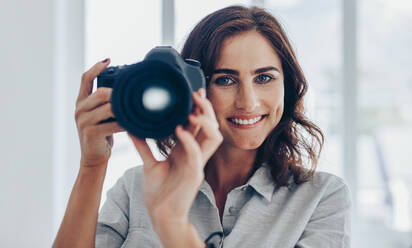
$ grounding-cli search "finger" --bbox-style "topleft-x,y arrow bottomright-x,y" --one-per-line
76,87 -> 112,113
128,134 -> 157,167
184,121 -> 200,138
193,89 -> 216,120
77,58 -> 111,103
185,108 -> 201,137
96,121 -> 125,136
77,103 -> 114,129
188,114 -> 219,141
198,88 -> 206,98
194,91 -> 202,115
184,91 -> 205,137
184,89 -> 206,136
188,115 -> 223,161
175,125 -> 202,166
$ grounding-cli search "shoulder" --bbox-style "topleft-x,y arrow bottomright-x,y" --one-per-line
290,172 -> 352,247
106,165 -> 144,198
312,171 -> 350,196
117,165 -> 144,192
295,171 -> 352,206
310,171 -> 349,189
97,166 -> 147,245
122,165 -> 144,182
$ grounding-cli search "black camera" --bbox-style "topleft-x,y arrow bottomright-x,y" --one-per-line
97,46 -> 206,139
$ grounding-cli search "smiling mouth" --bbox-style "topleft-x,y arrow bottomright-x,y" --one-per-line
227,114 -> 268,127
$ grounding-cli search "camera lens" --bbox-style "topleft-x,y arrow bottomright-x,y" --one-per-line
111,60 -> 191,139
97,47 -> 206,139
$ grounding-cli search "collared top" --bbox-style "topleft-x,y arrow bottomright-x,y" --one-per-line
96,164 -> 351,248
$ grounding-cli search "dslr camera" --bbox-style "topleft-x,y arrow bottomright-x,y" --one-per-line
97,46 -> 206,139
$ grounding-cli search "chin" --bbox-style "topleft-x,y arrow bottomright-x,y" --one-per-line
232,138 -> 264,150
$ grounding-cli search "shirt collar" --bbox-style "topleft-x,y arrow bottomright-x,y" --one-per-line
199,179 -> 217,206
199,163 -> 277,204
246,163 -> 277,202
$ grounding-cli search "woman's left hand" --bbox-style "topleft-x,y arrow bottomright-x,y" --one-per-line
128,88 -> 222,247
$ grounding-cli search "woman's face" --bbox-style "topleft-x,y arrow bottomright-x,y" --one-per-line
207,30 -> 284,150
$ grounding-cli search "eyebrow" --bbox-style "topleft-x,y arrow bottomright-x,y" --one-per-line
212,66 -> 280,76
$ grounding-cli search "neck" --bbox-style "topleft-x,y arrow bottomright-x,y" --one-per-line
205,143 -> 257,194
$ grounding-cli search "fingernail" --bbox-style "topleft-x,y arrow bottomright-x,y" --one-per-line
102,58 -> 109,63
200,88 -> 206,98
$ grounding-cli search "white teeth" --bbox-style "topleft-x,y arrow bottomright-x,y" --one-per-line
230,116 -> 263,125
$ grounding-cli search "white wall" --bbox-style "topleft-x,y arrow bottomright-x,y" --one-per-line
0,0 -> 84,246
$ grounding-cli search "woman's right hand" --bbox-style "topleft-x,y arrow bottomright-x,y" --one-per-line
75,58 -> 125,168
53,59 -> 126,248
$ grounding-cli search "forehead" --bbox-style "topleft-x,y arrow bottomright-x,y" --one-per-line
216,30 -> 282,71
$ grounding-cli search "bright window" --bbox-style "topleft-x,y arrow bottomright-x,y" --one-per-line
357,0 -> 412,245
86,0 -> 161,206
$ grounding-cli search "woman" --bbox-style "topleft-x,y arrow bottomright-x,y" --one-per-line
53,5 -> 351,248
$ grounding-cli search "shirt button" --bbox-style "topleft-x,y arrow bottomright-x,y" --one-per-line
228,206 -> 237,214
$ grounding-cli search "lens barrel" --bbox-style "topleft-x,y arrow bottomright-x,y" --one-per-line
97,47 -> 205,139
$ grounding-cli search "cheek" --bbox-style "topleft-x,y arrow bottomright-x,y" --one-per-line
268,87 -> 284,121
275,103 -> 284,121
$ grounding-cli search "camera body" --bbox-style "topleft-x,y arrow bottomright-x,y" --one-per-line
97,46 -> 206,139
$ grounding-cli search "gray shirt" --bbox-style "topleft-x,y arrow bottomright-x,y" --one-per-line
96,164 -> 351,247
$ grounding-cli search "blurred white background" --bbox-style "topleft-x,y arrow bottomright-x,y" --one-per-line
1,0 -> 411,247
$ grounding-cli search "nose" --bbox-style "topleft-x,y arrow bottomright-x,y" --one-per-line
234,81 -> 259,111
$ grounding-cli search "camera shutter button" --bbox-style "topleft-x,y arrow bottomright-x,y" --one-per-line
184,59 -> 201,67
107,67 -> 116,73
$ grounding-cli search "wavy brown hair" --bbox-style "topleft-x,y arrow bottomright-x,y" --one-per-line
156,5 -> 324,186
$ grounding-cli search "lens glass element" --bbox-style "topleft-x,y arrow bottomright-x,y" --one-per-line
142,86 -> 172,111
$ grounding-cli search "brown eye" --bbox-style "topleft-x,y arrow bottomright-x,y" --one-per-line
215,76 -> 235,86
255,74 -> 273,84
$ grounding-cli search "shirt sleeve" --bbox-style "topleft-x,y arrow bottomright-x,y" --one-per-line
95,174 -> 130,248
295,177 -> 352,248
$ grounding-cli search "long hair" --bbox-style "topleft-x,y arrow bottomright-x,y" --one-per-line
156,5 -> 324,186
